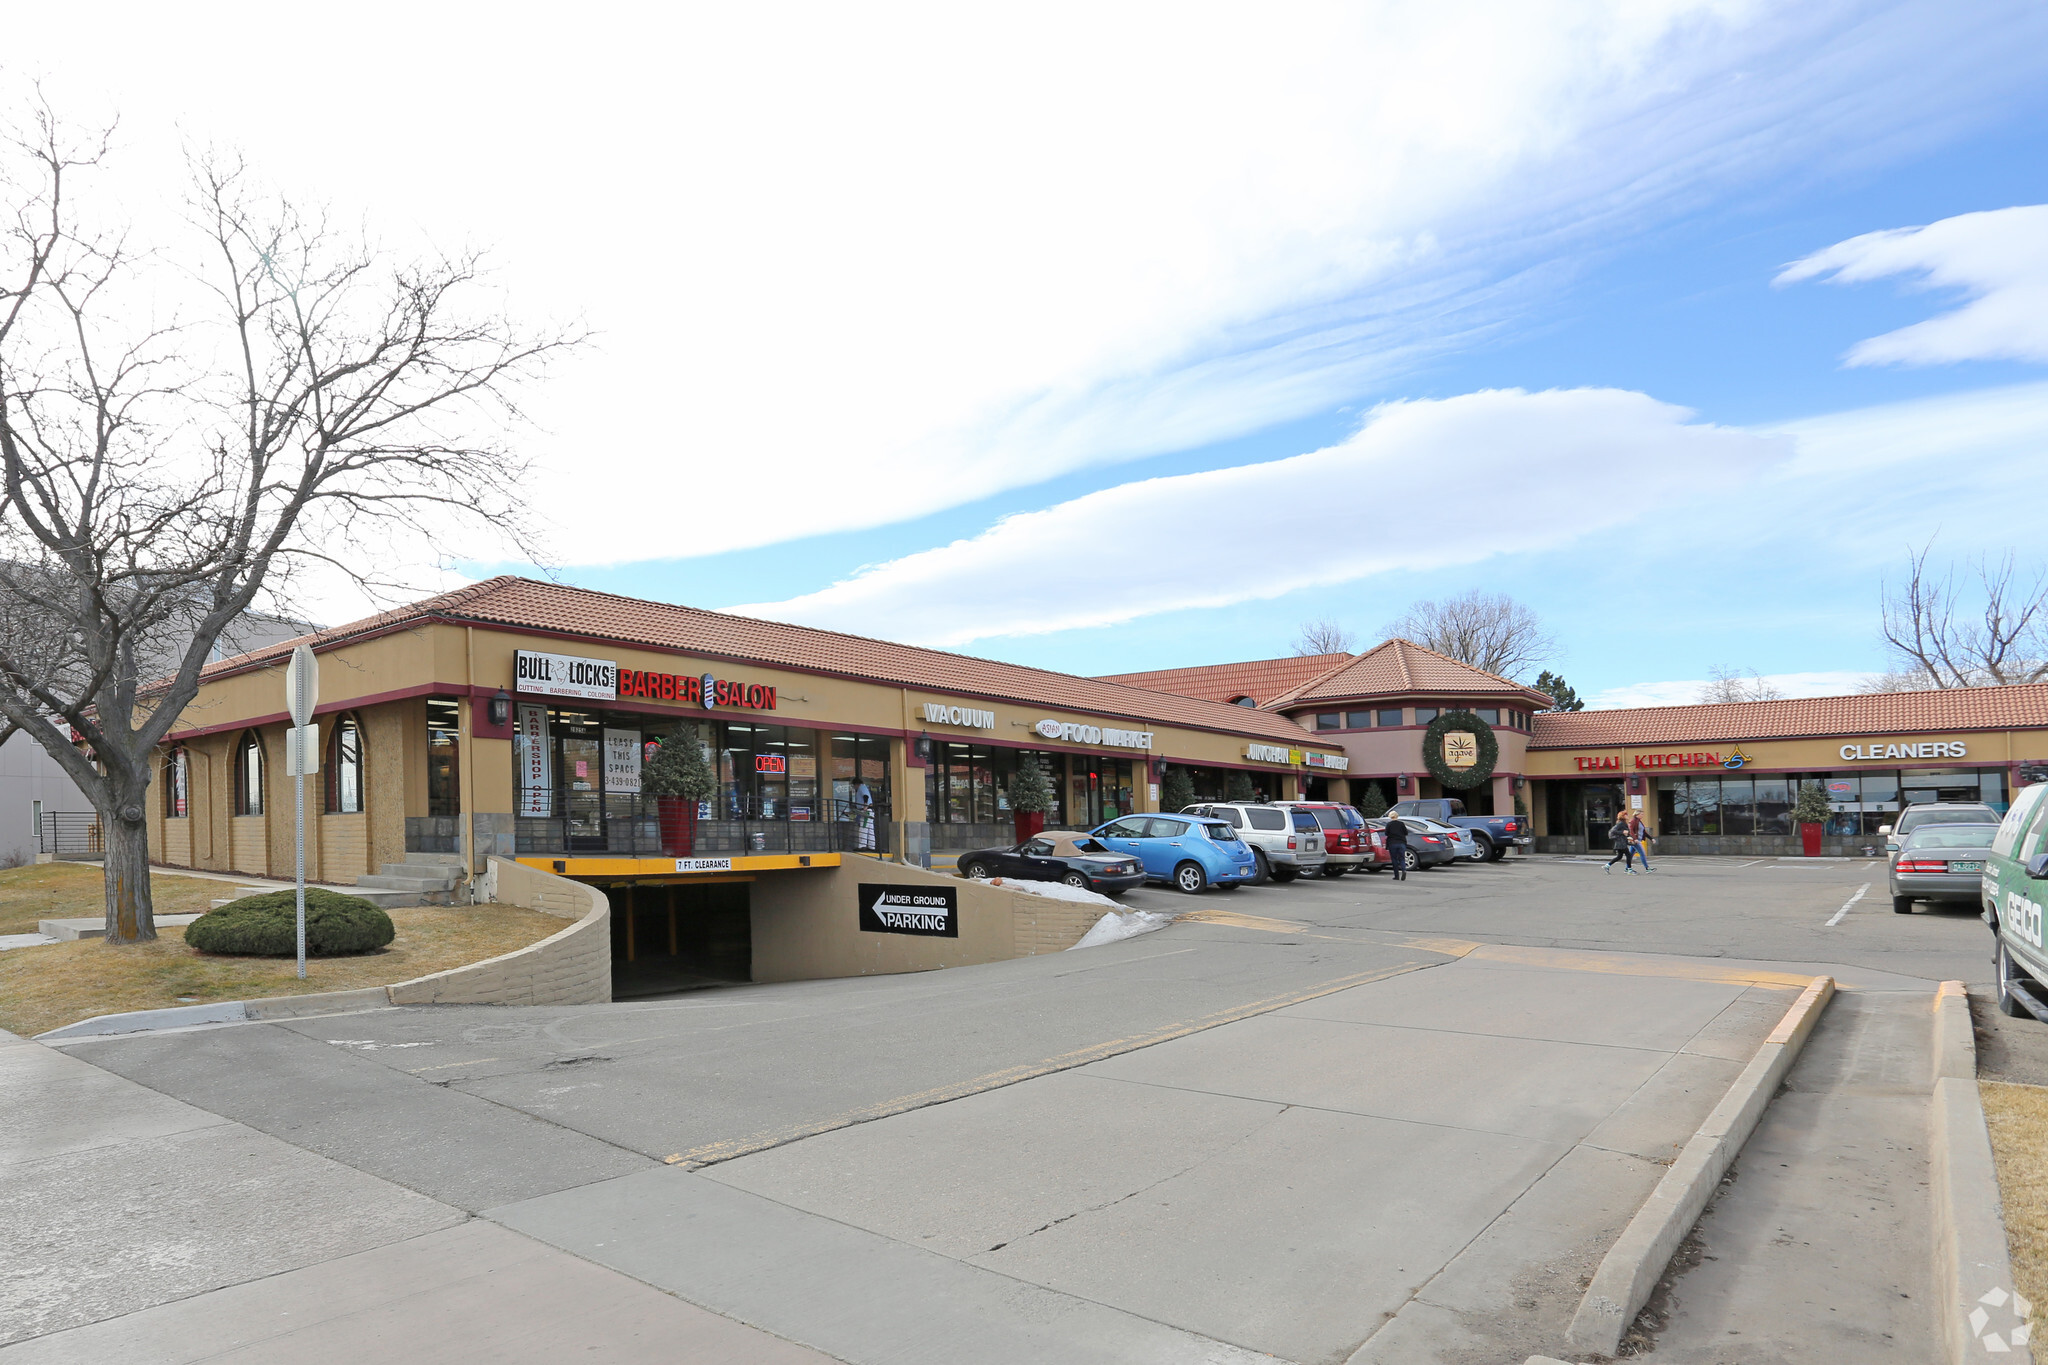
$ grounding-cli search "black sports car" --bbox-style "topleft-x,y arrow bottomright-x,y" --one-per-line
955,831 -> 1146,896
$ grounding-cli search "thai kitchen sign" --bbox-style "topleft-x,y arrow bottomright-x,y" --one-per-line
515,650 -> 617,700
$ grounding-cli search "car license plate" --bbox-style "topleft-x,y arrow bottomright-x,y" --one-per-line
1952,861 -> 1983,873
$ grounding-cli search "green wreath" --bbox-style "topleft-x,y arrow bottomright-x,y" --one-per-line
1422,711 -> 1499,789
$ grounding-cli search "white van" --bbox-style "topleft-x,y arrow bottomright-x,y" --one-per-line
1183,803 -> 1326,883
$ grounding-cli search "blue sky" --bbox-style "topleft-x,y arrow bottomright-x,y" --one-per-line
24,1 -> 2048,707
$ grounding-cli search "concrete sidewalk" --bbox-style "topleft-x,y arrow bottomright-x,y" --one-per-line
0,1027 -> 837,1363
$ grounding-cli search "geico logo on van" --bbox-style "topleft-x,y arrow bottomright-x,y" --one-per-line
2007,889 -> 2045,949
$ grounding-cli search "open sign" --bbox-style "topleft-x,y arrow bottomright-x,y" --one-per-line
755,754 -> 787,775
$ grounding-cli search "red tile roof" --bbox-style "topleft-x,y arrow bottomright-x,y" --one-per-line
1095,653 -> 1352,707
186,577 -> 1327,744
1265,639 -> 1556,710
1529,684 -> 2048,748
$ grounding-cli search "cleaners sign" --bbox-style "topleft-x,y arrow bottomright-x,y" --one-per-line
858,883 -> 959,937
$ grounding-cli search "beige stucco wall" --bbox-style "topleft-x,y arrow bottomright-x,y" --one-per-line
748,854 -> 1100,983
385,857 -> 611,1006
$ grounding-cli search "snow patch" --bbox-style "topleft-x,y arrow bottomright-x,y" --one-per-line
1069,908 -> 1176,950
979,876 -> 1120,909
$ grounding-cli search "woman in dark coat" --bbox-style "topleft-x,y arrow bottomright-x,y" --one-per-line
1605,817 -> 1635,874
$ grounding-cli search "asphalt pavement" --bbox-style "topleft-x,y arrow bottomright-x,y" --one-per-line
1,853 -> 1997,1363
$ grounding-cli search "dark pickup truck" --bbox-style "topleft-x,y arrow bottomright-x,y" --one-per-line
1388,798 -> 1531,862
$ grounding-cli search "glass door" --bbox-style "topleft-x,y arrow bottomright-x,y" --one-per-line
560,733 -> 604,850
1581,784 -> 1622,852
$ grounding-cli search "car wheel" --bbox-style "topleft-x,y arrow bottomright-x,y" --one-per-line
1174,861 -> 1208,894
1998,936 -> 2029,1018
1215,882 -> 1241,892
1400,849 -> 1418,872
1486,841 -> 1509,863
1471,835 -> 1494,861
1062,871 -> 1089,889
1252,849 -> 1272,884
1271,868 -> 1298,883
961,860 -> 992,879
1321,863 -> 1347,879
1893,894 -> 1913,915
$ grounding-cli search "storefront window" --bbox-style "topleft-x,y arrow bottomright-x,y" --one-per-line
1752,777 -> 1789,836
1476,708 -> 1500,724
427,697 -> 461,817
1378,709 -> 1403,727
235,731 -> 264,816
1316,713 -> 1341,730
1344,711 -> 1372,728
1414,708 -> 1438,723
165,747 -> 190,818
326,716 -> 364,814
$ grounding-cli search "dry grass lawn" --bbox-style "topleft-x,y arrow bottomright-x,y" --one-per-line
1983,1080 -> 2048,1323
0,861 -> 226,936
0,898 -> 570,1038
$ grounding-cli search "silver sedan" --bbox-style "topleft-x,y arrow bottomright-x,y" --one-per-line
1402,814 -> 1482,861
1890,822 -> 2000,914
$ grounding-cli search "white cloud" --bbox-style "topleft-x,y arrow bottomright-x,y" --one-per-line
1586,671 -> 1879,709
1776,205 -> 2048,366
727,388 -> 1786,645
13,0 -> 2042,600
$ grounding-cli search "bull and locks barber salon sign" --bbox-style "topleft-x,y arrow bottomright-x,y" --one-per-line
858,883 -> 958,937
514,650 -> 776,710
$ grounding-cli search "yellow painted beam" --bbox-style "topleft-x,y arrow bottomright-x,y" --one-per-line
514,852 -> 841,879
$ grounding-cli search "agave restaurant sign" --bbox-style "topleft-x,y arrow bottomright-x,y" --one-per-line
1034,718 -> 1154,750
1841,739 -> 1968,761
1442,732 -> 1480,770
924,701 -> 996,730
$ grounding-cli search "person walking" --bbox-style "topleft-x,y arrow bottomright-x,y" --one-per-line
1628,811 -> 1653,872
1605,816 -> 1635,873
1384,816 -> 1410,881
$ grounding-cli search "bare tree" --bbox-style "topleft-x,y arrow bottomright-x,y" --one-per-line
1880,541 -> 2048,687
0,100 -> 576,942
1698,667 -> 1784,704
1856,666 -> 1940,695
1383,589 -> 1555,680
1291,618 -> 1355,656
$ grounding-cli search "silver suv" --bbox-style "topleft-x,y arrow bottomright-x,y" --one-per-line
1881,801 -> 2002,859
1183,803 -> 1326,883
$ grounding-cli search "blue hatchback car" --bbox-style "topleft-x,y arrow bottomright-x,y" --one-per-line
1089,814 -> 1258,893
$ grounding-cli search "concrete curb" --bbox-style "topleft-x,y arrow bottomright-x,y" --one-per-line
36,986 -> 399,1041
1564,974 -> 1835,1356
1931,981 -> 2031,1364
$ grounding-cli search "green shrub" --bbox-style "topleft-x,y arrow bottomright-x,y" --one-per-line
184,888 -> 395,957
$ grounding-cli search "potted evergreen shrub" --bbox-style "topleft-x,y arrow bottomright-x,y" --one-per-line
1008,759 -> 1052,842
1159,764 -> 1196,816
1792,782 -> 1832,857
643,731 -> 717,855
1355,781 -> 1388,820
1225,770 -> 1258,803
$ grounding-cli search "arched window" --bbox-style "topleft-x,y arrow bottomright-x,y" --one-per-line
1230,695 -> 1256,708
234,731 -> 265,816
164,747 -> 190,818
327,716 -> 364,814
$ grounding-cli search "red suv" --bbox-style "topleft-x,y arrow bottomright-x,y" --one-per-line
1277,802 -> 1368,876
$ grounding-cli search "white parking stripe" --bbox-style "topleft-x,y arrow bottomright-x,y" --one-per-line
1736,859 -> 1769,868
1825,883 -> 1871,927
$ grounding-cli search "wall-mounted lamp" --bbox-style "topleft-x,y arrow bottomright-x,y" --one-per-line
488,690 -> 512,728
1627,775 -> 1644,794
1396,773 -> 1413,793
913,734 -> 934,763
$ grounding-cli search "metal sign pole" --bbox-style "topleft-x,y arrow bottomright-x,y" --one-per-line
286,644 -> 318,981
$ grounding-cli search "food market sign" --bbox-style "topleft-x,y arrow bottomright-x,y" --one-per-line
1034,719 -> 1153,750
515,649 -> 617,700
1840,739 -> 1968,760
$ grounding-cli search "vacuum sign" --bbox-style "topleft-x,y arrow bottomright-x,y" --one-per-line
858,883 -> 959,937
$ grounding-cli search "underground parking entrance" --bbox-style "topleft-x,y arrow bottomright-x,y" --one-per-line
604,879 -> 754,997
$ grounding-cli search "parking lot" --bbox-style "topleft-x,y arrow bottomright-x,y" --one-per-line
7,851 -> 1997,1363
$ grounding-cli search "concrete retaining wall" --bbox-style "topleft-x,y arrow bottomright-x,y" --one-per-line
749,854 -> 1101,983
383,857 -> 611,1006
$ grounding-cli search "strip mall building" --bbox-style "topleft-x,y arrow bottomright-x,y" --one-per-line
1109,641 -> 2048,856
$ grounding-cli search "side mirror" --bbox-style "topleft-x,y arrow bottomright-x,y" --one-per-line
1877,825 -> 1893,836
2028,853 -> 2048,880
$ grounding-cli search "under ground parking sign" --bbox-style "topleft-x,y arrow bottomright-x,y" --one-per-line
858,883 -> 959,937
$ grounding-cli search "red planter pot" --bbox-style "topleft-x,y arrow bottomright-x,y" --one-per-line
658,797 -> 698,856
1013,810 -> 1045,843
1800,821 -> 1824,857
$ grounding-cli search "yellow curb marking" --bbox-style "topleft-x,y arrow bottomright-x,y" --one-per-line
1177,910 -> 1310,933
